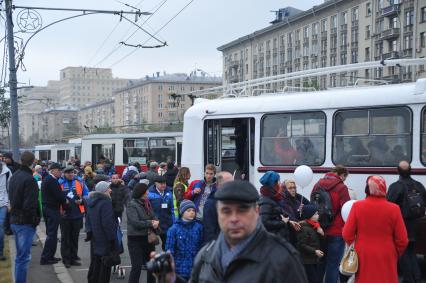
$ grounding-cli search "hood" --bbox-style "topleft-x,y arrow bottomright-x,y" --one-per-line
0,162 -> 10,175
87,191 -> 110,208
318,173 -> 342,191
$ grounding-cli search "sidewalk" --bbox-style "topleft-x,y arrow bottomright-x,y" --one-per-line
8,223 -> 74,283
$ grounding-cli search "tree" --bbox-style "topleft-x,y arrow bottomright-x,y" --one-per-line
0,89 -> 11,129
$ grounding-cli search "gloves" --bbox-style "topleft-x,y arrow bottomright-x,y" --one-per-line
84,232 -> 92,242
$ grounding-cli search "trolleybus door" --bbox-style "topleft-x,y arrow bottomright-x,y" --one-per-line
204,118 -> 254,181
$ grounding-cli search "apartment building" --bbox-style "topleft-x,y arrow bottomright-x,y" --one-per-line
218,0 -> 426,90
38,106 -> 79,144
79,99 -> 115,133
114,72 -> 222,128
59,67 -> 131,108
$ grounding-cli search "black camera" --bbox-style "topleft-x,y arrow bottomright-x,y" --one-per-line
147,252 -> 172,274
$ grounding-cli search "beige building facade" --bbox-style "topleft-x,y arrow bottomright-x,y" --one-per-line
59,67 -> 130,108
79,99 -> 115,133
38,107 -> 79,144
114,73 -> 222,129
218,0 -> 426,90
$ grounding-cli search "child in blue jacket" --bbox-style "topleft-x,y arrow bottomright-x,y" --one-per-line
165,200 -> 203,281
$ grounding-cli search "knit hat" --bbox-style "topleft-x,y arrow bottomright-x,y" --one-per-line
127,165 -> 139,173
259,171 -> 280,187
179,200 -> 196,216
301,205 -> 318,220
95,181 -> 111,193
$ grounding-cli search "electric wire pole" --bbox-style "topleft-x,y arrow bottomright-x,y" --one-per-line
5,0 -> 20,160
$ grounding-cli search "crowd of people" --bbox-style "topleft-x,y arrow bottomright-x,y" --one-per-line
0,149 -> 425,283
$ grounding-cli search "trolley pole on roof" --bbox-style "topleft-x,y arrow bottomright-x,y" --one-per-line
5,0 -> 20,160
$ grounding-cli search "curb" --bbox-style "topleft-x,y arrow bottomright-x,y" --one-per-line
36,225 -> 74,283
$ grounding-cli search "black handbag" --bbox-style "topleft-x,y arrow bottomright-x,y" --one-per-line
101,251 -> 121,267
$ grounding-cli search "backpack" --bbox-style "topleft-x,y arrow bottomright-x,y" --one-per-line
402,181 -> 425,219
310,184 -> 335,229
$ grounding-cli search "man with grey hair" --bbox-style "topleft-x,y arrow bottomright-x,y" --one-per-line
202,171 -> 234,244
146,161 -> 159,188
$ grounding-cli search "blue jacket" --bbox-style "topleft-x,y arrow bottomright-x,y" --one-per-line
59,177 -> 89,219
165,219 -> 203,280
202,191 -> 220,245
148,185 -> 175,233
85,192 -> 118,256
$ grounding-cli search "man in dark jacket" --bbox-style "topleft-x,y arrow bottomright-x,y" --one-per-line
387,160 -> 426,283
148,175 -> 174,250
190,181 -> 307,283
202,171 -> 233,245
310,165 -> 350,283
40,163 -> 68,265
86,181 -> 118,283
146,161 -> 159,188
110,174 -> 129,220
164,162 -> 177,188
8,151 -> 41,283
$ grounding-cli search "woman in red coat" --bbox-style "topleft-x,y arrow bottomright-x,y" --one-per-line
342,175 -> 408,283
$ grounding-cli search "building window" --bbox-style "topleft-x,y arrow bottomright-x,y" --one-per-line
312,22 -> 319,35
378,0 -> 383,10
366,2 -> 371,16
404,35 -> 412,49
351,7 -> 359,22
422,7 -> 426,22
340,53 -> 347,65
405,11 -> 413,26
421,32 -> 426,48
391,40 -> 398,52
391,17 -> 399,29
341,11 -> 348,25
365,25 -> 371,39
331,15 -> 337,29
351,50 -> 358,63
321,19 -> 328,32
303,26 -> 309,39
365,47 -> 370,61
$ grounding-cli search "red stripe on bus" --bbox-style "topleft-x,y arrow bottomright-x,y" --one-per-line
257,166 -> 426,175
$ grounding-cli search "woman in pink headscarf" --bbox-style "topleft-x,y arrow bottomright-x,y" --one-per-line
342,176 -> 408,283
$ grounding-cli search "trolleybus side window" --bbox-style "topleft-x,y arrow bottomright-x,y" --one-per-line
261,112 -> 326,166
57,150 -> 70,166
123,138 -> 149,165
421,107 -> 426,165
333,107 -> 412,166
149,138 -> 176,163
39,150 -> 51,161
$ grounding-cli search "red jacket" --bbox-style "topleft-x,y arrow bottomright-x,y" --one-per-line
342,197 -> 408,283
311,173 -> 350,236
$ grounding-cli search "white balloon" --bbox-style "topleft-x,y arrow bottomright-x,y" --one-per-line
293,165 -> 313,188
341,200 -> 357,222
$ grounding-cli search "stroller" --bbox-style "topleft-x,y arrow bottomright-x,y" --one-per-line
112,218 -> 126,279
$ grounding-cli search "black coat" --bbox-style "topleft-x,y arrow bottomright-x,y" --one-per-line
41,174 -> 67,211
259,196 -> 289,240
296,222 -> 322,264
164,169 -> 177,188
8,166 -> 41,226
202,192 -> 220,245
190,225 -> 308,283
85,192 -> 118,256
387,176 -> 426,241
6,161 -> 20,174
110,183 -> 129,217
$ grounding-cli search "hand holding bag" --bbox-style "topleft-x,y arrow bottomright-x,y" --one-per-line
339,243 -> 358,276
147,229 -> 160,245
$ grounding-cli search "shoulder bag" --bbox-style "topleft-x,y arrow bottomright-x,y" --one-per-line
339,243 -> 358,276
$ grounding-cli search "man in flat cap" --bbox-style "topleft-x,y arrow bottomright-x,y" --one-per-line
40,163 -> 68,265
150,180 -> 307,283
188,180 -> 307,283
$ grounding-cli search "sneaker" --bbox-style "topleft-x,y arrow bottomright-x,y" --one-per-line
73,256 -> 81,261
51,257 -> 61,262
70,261 -> 82,266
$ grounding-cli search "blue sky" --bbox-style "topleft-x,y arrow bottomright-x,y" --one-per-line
4,0 -> 323,86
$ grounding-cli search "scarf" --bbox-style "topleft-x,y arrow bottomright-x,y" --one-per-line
306,219 -> 321,230
260,185 -> 283,202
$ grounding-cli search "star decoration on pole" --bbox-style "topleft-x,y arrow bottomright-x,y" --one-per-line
17,9 -> 42,32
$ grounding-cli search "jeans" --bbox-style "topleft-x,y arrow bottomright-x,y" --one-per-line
320,236 -> 345,283
400,241 -> 422,282
11,224 -> 36,283
41,207 -> 61,262
0,206 -> 7,256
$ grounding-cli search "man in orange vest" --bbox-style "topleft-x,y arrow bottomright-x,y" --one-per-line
59,166 -> 89,268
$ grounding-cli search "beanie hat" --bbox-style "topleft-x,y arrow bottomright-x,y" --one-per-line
301,205 -> 318,220
259,171 -> 280,187
179,200 -> 196,216
95,181 -> 111,193
127,165 -> 139,173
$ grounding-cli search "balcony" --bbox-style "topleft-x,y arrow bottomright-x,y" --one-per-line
351,20 -> 359,27
303,55 -> 309,62
379,28 -> 400,40
351,41 -> 358,49
383,74 -> 400,82
340,44 -> 348,52
321,31 -> 327,39
321,50 -> 327,56
382,51 -> 399,60
340,24 -> 348,30
402,48 -> 413,57
303,38 -> 309,45
229,60 -> 239,67
404,25 -> 413,33
295,40 -> 301,47
312,34 -> 318,41
330,27 -> 337,34
330,47 -> 337,54
380,4 -> 400,17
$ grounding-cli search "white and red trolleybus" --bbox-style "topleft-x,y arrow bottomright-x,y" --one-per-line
80,132 -> 182,175
182,78 -> 426,253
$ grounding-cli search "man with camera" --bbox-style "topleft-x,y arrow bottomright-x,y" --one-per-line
59,165 -> 89,268
150,180 -> 307,283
